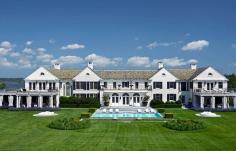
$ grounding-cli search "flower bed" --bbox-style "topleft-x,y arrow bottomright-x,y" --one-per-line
48,117 -> 90,130
163,120 -> 206,131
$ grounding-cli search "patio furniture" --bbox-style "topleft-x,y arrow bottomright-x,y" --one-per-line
102,109 -> 107,113
137,109 -> 142,113
115,109 -> 119,113
109,108 -> 113,113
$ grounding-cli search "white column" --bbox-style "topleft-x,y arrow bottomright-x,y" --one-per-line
49,96 -> 53,108
16,96 -> 20,108
27,96 -> 32,108
234,97 -> 236,109
211,96 -> 215,109
0,96 -> 3,107
38,96 -> 43,108
200,96 -> 204,109
56,95 -> 60,108
223,97 -> 227,109
8,96 -> 14,107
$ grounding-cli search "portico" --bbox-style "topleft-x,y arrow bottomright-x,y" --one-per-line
0,91 -> 59,108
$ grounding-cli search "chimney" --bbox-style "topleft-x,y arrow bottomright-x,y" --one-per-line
53,63 -> 61,70
88,61 -> 94,70
190,63 -> 197,70
158,62 -> 164,69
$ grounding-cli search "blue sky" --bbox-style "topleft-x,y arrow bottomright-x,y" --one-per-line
0,0 -> 236,77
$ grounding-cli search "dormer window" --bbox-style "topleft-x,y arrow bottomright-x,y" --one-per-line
208,73 -> 213,77
40,72 -> 45,76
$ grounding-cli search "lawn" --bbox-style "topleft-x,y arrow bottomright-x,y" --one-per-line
0,108 -> 236,151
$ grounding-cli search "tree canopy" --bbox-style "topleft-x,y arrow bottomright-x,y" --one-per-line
0,82 -> 6,89
225,74 -> 236,88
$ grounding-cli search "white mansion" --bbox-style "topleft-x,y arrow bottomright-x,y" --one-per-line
0,62 -> 236,110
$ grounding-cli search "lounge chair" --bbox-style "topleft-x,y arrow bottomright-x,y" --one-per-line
102,109 -> 107,113
145,108 -> 150,113
137,109 -> 142,113
109,108 -> 113,113
115,109 -> 119,113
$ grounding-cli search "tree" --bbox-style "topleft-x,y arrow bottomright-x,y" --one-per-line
225,74 -> 236,88
103,95 -> 110,106
0,82 -> 6,89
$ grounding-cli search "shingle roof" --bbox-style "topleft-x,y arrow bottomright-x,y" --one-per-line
48,69 -> 80,80
47,67 -> 207,81
168,68 -> 207,80
95,70 -> 157,80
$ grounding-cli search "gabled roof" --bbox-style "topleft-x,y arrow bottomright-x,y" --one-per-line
168,68 -> 207,80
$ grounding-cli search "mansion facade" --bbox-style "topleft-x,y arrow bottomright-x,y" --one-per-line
0,62 -> 236,110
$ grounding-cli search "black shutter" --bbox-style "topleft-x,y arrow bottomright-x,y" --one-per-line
167,94 -> 170,101
174,94 -> 176,101
174,82 -> 176,89
167,82 -> 169,89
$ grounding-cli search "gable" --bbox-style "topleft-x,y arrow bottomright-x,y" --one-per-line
73,67 -> 101,81
149,68 -> 178,81
193,67 -> 228,81
25,67 -> 59,81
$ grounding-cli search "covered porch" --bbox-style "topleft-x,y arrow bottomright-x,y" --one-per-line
193,91 -> 236,110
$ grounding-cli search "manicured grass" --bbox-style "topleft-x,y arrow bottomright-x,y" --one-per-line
0,108 -> 236,151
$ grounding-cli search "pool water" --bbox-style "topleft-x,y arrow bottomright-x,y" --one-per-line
91,112 -> 163,119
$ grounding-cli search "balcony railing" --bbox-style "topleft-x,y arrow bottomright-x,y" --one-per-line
101,86 -> 152,91
193,88 -> 233,94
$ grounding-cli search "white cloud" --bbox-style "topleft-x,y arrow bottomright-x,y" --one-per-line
18,58 -> 32,68
61,43 -> 85,50
182,40 -> 209,51
232,44 -> 236,48
152,57 -> 198,67
9,52 -> 21,57
37,48 -> 47,54
146,41 -> 183,49
0,57 -> 17,67
25,41 -> 33,46
49,39 -> 55,44
0,41 -> 15,56
0,47 -> 10,56
22,48 -> 34,54
136,46 -> 143,50
0,41 -> 14,49
127,56 -> 150,67
85,53 -> 122,67
52,56 -> 83,65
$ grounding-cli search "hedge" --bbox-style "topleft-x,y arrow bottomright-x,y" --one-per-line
48,117 -> 90,130
60,96 -> 100,108
164,113 -> 174,118
157,108 -> 165,113
150,99 -> 182,108
88,108 -> 96,113
163,120 -> 206,131
80,112 -> 91,118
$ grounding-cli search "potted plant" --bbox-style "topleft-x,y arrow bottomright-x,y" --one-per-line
103,95 -> 110,106
142,95 -> 150,106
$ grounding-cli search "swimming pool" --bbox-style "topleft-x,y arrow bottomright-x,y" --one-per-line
91,112 -> 163,119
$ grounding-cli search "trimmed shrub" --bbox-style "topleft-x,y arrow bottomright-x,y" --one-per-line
60,96 -> 100,108
88,108 -> 96,113
163,120 -> 206,131
164,113 -> 174,118
48,117 -> 90,130
80,112 -> 91,118
157,108 -> 165,113
150,99 -> 182,108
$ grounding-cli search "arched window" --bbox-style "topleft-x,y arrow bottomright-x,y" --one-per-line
122,93 -> 129,105
112,93 -> 119,103
133,93 -> 140,103
40,72 -> 45,75
208,73 -> 213,76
